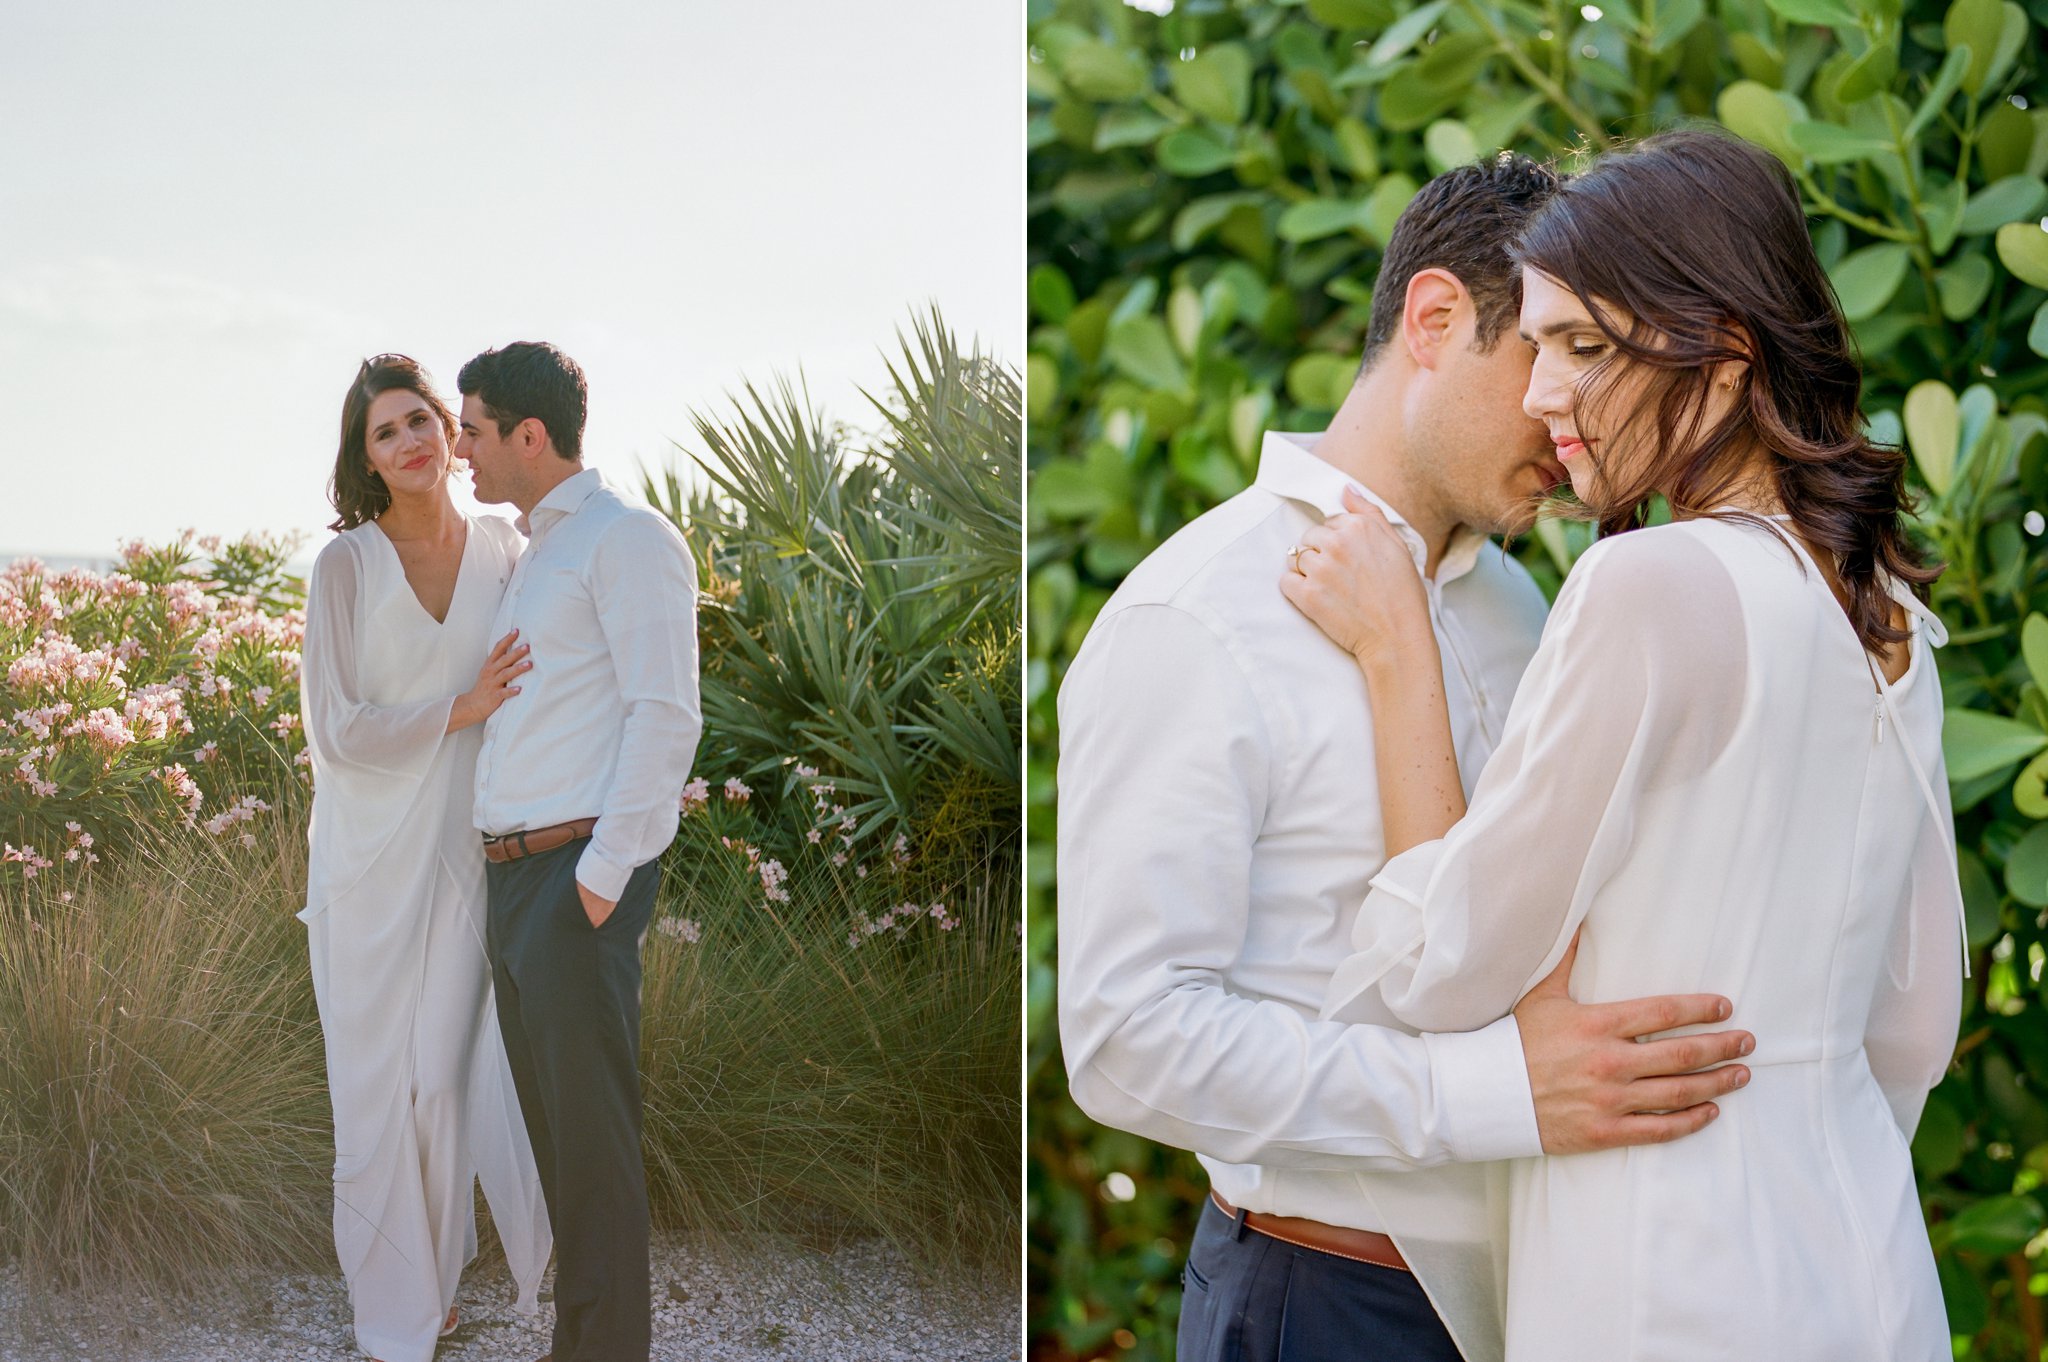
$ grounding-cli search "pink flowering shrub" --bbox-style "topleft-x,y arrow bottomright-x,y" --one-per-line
0,532 -> 309,885
661,754 -> 956,951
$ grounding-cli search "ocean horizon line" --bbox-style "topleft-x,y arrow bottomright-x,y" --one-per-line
3,549 -> 318,578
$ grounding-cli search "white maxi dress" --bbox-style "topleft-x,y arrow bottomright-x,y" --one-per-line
1325,517 -> 1963,1362
299,514 -> 551,1362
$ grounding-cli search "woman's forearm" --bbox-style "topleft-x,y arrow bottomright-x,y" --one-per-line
1357,628 -> 1465,857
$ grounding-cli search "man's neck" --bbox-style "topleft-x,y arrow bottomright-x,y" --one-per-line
514,460 -> 588,518
1318,365 -> 1458,577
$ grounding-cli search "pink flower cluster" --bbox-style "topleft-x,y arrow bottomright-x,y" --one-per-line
11,701 -> 73,742
64,706 -> 137,754
161,579 -> 211,631
677,757 -> 932,926
124,684 -> 191,742
714,833 -> 793,906
8,634 -> 124,691
846,901 -> 957,948
201,794 -> 271,846
656,916 -> 703,943
162,764 -> 204,821
2,842 -> 54,878
62,821 -> 98,865
15,751 -> 57,798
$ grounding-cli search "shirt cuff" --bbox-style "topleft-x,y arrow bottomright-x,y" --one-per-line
574,842 -> 633,903
1425,1014 -> 1544,1163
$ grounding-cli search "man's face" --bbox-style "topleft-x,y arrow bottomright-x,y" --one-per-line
456,395 -> 515,505
1411,301 -> 1568,537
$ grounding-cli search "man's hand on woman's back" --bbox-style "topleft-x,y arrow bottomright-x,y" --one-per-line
1514,933 -> 1755,1155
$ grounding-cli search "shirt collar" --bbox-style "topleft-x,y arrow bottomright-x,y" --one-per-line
1252,431 -> 1487,584
516,466 -> 604,538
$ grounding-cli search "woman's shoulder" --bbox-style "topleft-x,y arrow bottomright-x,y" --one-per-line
1570,520 -> 1729,580
1559,521 -> 1745,633
310,527 -> 371,580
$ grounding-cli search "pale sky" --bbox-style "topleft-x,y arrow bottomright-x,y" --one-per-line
0,1 -> 1022,562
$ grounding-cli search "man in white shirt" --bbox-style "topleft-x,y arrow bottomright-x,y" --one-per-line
455,342 -> 701,1362
1057,157 -> 1755,1361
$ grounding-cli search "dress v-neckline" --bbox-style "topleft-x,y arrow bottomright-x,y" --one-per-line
369,516 -> 472,627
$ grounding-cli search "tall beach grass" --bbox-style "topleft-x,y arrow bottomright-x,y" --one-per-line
643,849 -> 1020,1273
0,806 -> 330,1296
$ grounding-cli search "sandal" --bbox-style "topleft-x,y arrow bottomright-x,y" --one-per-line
440,1306 -> 459,1337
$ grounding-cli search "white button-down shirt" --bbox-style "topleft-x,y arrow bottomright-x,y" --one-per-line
473,468 -> 702,902
1057,430 -> 1551,1232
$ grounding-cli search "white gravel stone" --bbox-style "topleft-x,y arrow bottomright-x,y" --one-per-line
0,1232 -> 1020,1362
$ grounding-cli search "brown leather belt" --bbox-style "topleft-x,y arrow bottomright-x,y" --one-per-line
481,818 -> 599,863
1212,1191 -> 1409,1272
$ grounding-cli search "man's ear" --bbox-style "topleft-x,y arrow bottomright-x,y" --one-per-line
516,416 -> 548,459
1401,268 -> 1471,373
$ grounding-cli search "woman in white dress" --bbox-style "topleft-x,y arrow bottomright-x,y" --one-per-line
1284,129 -> 1962,1360
299,354 -> 551,1362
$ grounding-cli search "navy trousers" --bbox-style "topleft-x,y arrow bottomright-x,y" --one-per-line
1177,1196 -> 1464,1362
486,839 -> 660,1362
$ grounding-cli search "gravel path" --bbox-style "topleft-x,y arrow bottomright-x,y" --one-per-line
0,1232 -> 1019,1361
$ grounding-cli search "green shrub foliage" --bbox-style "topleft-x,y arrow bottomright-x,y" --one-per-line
1027,0 -> 2048,1355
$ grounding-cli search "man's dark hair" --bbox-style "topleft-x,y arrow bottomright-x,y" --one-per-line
1359,151 -> 1562,371
457,341 -> 587,461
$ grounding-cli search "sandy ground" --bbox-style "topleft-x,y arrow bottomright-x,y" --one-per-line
0,1230 -> 1021,1362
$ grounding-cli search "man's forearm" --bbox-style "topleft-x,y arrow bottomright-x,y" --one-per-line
577,700 -> 701,900
1062,987 -> 1543,1172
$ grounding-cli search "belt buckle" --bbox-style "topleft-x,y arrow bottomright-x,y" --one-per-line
481,830 -> 527,860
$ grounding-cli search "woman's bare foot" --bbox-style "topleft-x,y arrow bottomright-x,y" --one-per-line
366,1306 -> 460,1359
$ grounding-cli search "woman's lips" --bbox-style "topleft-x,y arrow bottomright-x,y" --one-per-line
402,453 -> 432,470
1554,437 -> 1587,461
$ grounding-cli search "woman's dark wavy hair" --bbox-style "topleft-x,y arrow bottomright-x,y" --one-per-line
328,354 -> 458,532
1509,126 -> 1938,654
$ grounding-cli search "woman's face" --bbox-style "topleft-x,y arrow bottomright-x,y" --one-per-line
1518,268 -> 1653,506
1519,268 -> 1747,508
361,388 -> 453,502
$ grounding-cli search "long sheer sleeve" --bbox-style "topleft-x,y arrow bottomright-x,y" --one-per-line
1863,731 -> 1964,1138
299,535 -> 462,920
1326,528 -> 1749,1034
300,536 -> 456,781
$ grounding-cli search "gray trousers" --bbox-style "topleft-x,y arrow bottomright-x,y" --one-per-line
486,839 -> 660,1362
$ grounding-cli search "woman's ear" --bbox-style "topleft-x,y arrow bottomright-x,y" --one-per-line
1712,320 -> 1756,393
